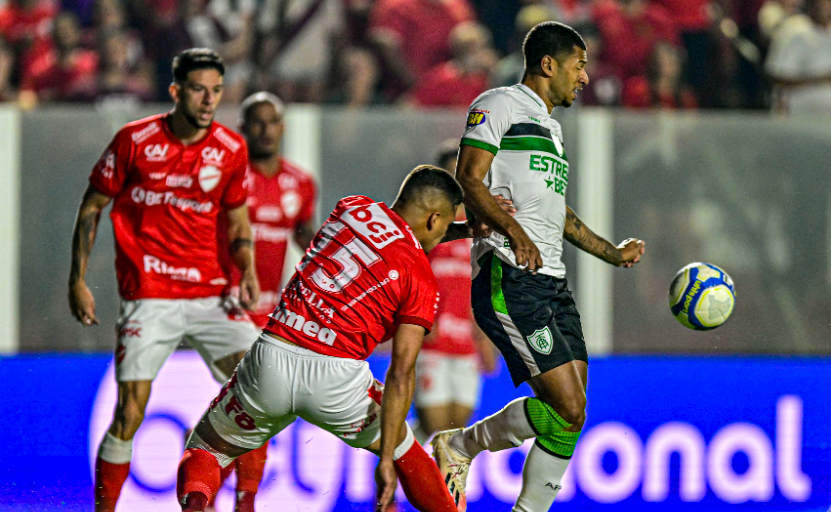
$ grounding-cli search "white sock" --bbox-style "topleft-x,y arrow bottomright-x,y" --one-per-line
97,432 -> 133,464
393,423 -> 416,460
448,398 -> 535,459
513,442 -> 571,512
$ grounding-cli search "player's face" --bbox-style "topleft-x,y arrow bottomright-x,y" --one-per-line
243,102 -> 284,159
171,69 -> 224,129
553,47 -> 589,108
422,203 -> 458,253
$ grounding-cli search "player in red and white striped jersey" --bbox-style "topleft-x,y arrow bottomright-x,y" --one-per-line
178,166 -> 475,512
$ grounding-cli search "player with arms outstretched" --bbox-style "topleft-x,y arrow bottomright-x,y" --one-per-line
177,166 -> 473,512
67,48 -> 262,512
431,23 -> 645,512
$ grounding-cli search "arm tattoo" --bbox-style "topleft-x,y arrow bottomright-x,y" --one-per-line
69,209 -> 100,284
229,237 -> 253,253
564,207 -> 621,264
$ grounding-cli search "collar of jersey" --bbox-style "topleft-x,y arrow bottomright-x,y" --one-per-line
513,84 -> 547,112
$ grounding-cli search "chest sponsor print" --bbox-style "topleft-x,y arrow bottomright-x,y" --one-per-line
144,144 -> 170,162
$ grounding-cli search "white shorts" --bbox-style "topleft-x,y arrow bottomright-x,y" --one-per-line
114,297 -> 259,382
192,335 -> 385,462
414,351 -> 482,409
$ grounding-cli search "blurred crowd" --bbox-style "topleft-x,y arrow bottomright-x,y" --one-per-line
0,0 -> 829,113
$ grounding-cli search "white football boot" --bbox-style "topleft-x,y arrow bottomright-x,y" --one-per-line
431,429 -> 471,512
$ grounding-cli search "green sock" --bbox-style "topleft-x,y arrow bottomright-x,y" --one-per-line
524,397 -> 572,435
537,430 -> 581,458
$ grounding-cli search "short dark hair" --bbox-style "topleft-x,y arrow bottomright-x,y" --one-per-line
523,22 -> 586,70
172,48 -> 225,83
396,165 -> 464,210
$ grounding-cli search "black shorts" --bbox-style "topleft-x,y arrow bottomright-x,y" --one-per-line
472,252 -> 588,387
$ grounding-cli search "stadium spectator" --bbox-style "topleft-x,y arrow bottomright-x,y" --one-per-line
622,41 -> 698,108
88,0 -> 146,69
334,0 -> 381,106
368,0 -> 474,100
254,0 -> 344,103
410,22 -> 497,107
592,0 -> 679,81
765,0 -> 831,114
0,36 -> 16,101
94,29 -> 153,105
759,0 -> 804,40
491,5 -> 556,88
0,0 -> 57,47
573,20 -> 622,105
20,11 -> 98,102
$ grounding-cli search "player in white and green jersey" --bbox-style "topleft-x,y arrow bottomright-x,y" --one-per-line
432,22 -> 646,512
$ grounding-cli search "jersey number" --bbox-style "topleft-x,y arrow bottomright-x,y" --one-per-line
310,238 -> 380,292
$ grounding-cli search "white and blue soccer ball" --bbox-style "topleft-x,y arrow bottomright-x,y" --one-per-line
669,262 -> 735,330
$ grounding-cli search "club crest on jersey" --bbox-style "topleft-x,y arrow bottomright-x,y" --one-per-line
281,191 -> 301,219
342,203 -> 404,249
198,165 -> 222,192
201,147 -> 226,166
467,110 -> 488,127
527,327 -> 553,355
144,143 -> 170,162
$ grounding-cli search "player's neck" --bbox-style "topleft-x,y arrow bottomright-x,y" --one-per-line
251,155 -> 282,178
521,75 -> 556,114
167,109 -> 210,146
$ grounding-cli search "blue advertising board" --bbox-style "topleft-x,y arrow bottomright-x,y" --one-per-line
1,353 -> 829,511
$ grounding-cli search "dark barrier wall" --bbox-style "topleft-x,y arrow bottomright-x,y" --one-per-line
2,354 -> 829,511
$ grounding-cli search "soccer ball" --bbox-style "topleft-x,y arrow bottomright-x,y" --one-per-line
669,262 -> 735,330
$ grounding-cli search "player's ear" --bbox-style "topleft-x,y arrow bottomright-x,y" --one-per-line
169,82 -> 180,103
541,55 -> 557,77
426,211 -> 442,232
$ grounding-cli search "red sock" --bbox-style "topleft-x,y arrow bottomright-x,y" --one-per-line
206,463 -> 235,507
177,448 -> 221,506
235,444 -> 268,494
394,440 -> 457,512
94,458 -> 130,512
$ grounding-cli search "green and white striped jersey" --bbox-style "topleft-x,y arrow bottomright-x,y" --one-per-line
461,84 -> 570,278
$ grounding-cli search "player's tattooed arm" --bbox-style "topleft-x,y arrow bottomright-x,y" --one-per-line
225,204 -> 260,309
564,206 -> 645,267
68,185 -> 112,325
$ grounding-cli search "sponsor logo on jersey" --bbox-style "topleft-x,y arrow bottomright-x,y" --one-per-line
252,223 -> 291,243
341,275 -> 395,310
342,203 -> 403,249
165,174 -> 193,188
149,171 -> 167,180
131,187 -> 214,213
256,206 -> 282,222
214,127 -> 242,153
278,173 -> 299,189
144,143 -> 170,162
97,150 -> 116,178
131,122 -> 160,143
272,308 -> 338,345
467,110 -> 488,127
527,327 -> 553,355
143,254 -> 202,282
198,165 -> 222,192
281,191 -> 301,219
201,147 -> 226,166
529,154 -> 569,195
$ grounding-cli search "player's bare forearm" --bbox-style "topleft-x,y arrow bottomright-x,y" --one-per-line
379,324 -> 424,462
563,206 -> 623,265
456,145 -> 524,241
225,204 -> 255,273
293,220 -> 316,251
440,221 -> 473,243
69,186 -> 111,285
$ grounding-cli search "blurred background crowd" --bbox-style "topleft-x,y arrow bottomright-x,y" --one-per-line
1,0 -> 829,113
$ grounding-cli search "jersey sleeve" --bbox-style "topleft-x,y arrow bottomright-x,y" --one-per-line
460,92 -> 512,155
395,255 -> 439,332
88,128 -> 133,197
765,29 -> 806,79
221,144 -> 249,209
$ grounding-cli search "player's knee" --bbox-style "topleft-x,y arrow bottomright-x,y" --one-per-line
551,396 -> 586,428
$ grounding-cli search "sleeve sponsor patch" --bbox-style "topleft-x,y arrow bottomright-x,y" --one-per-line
341,203 -> 404,249
466,110 -> 489,127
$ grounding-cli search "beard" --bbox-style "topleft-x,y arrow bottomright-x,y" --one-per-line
181,104 -> 212,129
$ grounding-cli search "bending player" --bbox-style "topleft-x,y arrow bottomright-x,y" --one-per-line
412,142 -> 501,443
68,48 -> 262,512
431,23 -> 645,512
177,166 -> 473,512
212,92 -> 319,510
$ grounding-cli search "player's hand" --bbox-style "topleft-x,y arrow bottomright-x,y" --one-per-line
617,238 -> 645,268
238,269 -> 260,310
509,230 -> 543,273
470,195 -> 516,237
69,281 -> 98,326
374,458 -> 398,512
